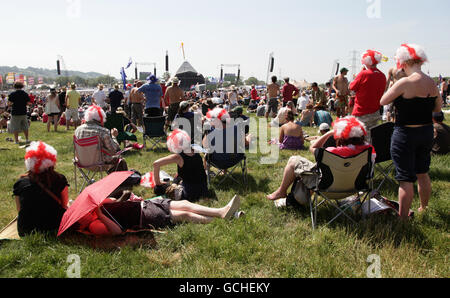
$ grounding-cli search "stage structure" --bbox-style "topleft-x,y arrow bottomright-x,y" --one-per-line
135,62 -> 157,81
175,60 -> 205,91
219,64 -> 241,86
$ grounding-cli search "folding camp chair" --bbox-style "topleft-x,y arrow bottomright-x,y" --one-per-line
73,135 -> 114,194
370,122 -> 397,192
143,116 -> 167,151
104,112 -> 138,145
206,153 -> 247,188
309,148 -> 374,230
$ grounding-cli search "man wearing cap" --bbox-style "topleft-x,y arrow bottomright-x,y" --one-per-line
65,83 -> 81,131
108,84 -> 124,113
350,50 -> 387,138
165,77 -> 185,126
138,75 -> 163,117
333,68 -> 350,117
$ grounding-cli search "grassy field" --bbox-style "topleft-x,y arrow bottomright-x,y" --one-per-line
0,113 -> 448,278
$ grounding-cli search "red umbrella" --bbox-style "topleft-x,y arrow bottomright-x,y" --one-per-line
58,171 -> 133,236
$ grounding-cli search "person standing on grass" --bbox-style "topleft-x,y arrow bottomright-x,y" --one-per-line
281,77 -> 299,108
129,81 -> 145,127
58,87 -> 67,121
332,68 -> 350,117
440,78 -> 448,105
7,81 -> 31,145
0,93 -> 8,114
92,84 -> 107,110
265,76 -> 280,119
65,83 -> 81,131
380,44 -> 442,219
138,75 -> 163,117
45,88 -> 60,132
108,84 -> 124,113
350,50 -> 387,139
164,77 -> 185,127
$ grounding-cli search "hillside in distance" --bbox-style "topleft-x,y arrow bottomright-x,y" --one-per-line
0,66 -> 104,79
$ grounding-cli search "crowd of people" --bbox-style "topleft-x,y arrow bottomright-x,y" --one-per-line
4,43 -> 450,238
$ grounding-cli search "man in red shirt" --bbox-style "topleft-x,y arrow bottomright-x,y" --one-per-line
281,77 -> 299,107
350,50 -> 387,139
29,92 -> 35,105
250,85 -> 259,100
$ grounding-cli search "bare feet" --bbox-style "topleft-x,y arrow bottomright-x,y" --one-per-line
267,189 -> 287,201
418,206 -> 428,213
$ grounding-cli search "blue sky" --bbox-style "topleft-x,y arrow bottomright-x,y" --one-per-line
1,0 -> 449,82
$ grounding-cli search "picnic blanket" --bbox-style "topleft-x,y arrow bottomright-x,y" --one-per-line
0,217 -> 20,241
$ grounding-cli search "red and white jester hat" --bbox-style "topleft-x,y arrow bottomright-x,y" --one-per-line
25,141 -> 57,174
84,105 -> 106,125
206,108 -> 230,122
361,50 -> 383,68
333,116 -> 367,140
206,108 -> 230,127
395,43 -> 428,69
167,129 -> 191,153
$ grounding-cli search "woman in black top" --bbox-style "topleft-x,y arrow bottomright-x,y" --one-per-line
381,44 -> 442,219
13,141 -> 68,236
153,130 -> 208,201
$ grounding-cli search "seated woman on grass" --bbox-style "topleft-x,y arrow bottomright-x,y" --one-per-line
279,111 -> 304,150
267,116 -> 376,201
13,141 -> 69,237
297,103 -> 315,127
153,129 -> 209,202
85,194 -> 241,236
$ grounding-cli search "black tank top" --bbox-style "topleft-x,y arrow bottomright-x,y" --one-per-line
394,95 -> 436,126
178,153 -> 207,185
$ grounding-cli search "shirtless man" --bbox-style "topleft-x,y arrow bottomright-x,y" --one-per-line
164,77 -> 185,126
129,81 -> 145,127
386,66 -> 407,91
385,67 -> 408,121
265,76 -> 280,119
332,68 -> 350,117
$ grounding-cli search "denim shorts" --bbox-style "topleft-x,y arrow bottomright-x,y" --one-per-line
391,125 -> 433,183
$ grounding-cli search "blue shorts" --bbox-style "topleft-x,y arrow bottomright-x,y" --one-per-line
391,125 -> 433,183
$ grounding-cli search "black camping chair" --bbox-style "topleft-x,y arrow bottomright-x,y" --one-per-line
143,116 -> 167,151
205,125 -> 248,188
370,122 -> 397,192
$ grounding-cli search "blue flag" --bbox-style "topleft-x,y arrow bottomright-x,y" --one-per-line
126,57 -> 133,69
120,67 -> 127,90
